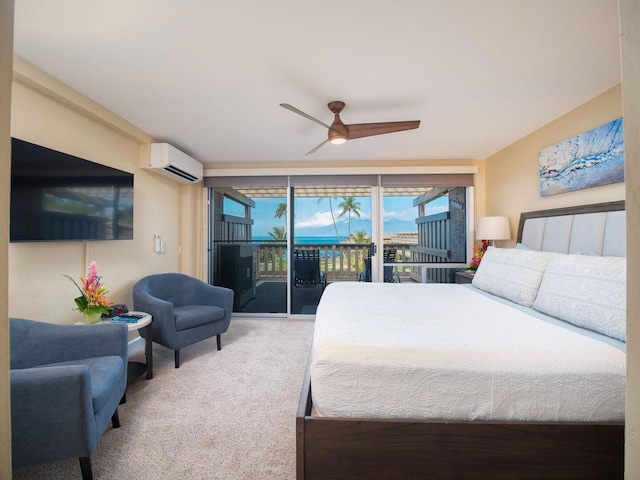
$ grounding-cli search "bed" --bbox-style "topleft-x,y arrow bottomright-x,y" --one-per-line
296,201 -> 626,480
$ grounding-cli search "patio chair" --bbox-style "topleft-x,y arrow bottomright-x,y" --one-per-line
383,248 -> 401,283
358,247 -> 400,283
293,249 -> 327,290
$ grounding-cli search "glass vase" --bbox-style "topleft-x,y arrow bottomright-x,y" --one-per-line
83,311 -> 102,324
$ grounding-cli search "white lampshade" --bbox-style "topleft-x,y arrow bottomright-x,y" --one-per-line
476,216 -> 511,241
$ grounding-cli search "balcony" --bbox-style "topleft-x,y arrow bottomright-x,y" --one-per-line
256,242 -> 415,283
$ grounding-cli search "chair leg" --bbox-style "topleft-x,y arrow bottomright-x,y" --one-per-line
175,349 -> 180,368
111,407 -> 120,428
79,456 -> 93,480
216,334 -> 222,351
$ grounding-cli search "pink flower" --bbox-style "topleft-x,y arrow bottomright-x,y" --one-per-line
466,244 -> 485,271
65,261 -> 111,315
86,261 -> 98,285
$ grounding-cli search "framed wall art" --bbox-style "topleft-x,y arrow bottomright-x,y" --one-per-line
538,117 -> 624,197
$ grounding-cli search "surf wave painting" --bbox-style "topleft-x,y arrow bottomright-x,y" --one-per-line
538,117 -> 624,197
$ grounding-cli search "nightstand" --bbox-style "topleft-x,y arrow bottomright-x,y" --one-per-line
455,271 -> 475,284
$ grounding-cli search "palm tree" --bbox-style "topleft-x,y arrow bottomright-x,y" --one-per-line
267,226 -> 287,241
274,202 -> 286,220
272,202 -> 287,243
350,229 -> 370,244
338,196 -> 362,239
317,196 -> 341,243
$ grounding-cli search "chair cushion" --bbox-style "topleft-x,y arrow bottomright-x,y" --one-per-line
45,356 -> 124,411
174,305 -> 226,331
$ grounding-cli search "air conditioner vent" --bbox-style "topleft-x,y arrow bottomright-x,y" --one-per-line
163,165 -> 200,182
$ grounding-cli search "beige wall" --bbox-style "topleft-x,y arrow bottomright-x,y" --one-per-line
8,58 -> 202,325
621,0 -> 639,476
0,0 -> 14,476
484,84 -> 625,246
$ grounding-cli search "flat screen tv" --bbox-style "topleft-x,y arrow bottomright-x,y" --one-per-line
10,137 -> 134,242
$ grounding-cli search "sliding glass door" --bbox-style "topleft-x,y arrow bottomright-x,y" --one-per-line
206,173 -> 472,315
290,185 -> 373,314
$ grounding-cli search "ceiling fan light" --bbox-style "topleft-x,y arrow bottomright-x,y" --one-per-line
328,120 -> 349,145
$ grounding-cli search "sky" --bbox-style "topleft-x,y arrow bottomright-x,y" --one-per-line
224,194 -> 449,238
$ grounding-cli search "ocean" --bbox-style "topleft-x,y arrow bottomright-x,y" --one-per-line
252,235 -> 350,245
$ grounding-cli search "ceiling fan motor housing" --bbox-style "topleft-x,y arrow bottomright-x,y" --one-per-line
328,116 -> 349,144
328,101 -> 348,143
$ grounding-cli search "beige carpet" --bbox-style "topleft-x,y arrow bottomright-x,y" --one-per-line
12,317 -> 315,480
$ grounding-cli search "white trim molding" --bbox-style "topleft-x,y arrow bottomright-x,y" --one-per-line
205,165 -> 478,177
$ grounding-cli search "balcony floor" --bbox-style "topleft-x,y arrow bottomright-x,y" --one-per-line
239,281 -> 326,315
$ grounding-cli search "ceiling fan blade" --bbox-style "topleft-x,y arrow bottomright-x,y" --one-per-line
280,103 -> 331,129
306,139 -> 329,155
345,120 -> 420,140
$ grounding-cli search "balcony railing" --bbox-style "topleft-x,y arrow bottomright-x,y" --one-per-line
256,243 -> 415,282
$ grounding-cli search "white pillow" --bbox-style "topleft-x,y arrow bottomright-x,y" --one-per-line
472,247 -> 555,306
532,254 -> 626,342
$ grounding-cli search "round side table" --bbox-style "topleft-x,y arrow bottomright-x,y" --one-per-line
78,312 -> 154,381
120,312 -> 153,381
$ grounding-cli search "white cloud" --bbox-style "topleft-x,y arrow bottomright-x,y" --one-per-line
383,207 -> 415,221
295,211 -> 337,228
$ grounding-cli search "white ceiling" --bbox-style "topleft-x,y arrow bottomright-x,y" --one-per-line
12,0 -> 621,166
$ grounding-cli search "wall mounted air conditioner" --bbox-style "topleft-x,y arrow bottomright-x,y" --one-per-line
148,143 -> 203,184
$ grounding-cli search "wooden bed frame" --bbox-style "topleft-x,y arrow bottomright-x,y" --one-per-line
296,201 -> 625,480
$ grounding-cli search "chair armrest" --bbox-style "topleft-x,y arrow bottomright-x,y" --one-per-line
10,318 -> 128,369
10,365 -> 98,465
192,283 -> 234,313
132,287 -> 174,314
133,288 -> 176,332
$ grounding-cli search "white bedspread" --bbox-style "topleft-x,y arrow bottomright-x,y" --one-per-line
310,282 -> 625,422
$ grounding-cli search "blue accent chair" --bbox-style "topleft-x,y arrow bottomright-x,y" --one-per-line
10,317 -> 128,480
132,273 -> 234,368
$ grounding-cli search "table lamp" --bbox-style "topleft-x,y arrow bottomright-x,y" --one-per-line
476,216 -> 511,245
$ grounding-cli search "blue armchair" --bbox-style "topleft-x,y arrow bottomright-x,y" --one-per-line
10,317 -> 128,480
132,273 -> 234,368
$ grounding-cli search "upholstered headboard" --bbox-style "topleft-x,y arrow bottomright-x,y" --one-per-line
516,201 -> 626,257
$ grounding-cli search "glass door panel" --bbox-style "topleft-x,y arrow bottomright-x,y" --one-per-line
290,186 -> 372,314
382,186 -> 467,283
210,186 -> 288,314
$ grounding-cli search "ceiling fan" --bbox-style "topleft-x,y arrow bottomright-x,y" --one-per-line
280,101 -> 420,155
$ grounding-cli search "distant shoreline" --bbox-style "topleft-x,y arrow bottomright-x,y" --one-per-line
252,233 -> 418,245
253,235 -> 347,245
